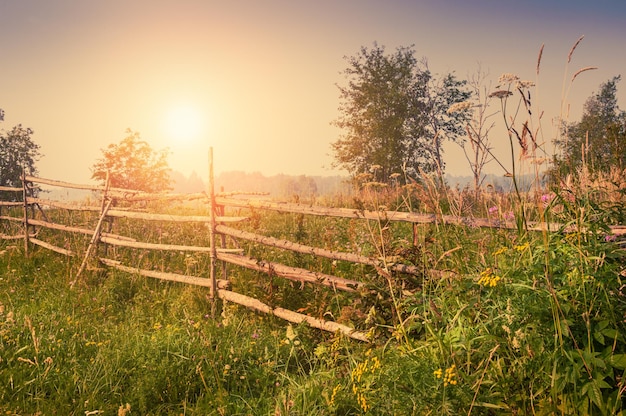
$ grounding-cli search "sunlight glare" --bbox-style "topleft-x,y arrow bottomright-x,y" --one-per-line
164,104 -> 205,145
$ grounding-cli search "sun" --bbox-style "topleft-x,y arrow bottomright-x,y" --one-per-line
164,104 -> 204,144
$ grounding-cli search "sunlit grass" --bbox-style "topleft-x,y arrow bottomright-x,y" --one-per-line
1,179 -> 624,414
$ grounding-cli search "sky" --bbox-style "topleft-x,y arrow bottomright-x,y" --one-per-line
1,0 -> 625,185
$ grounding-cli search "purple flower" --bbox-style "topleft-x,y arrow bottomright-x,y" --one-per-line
540,193 -> 553,203
488,206 -> 498,214
251,332 -> 259,339
504,211 -> 514,221
605,235 -> 617,242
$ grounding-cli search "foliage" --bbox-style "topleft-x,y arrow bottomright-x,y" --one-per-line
555,76 -> 626,177
1,173 -> 626,414
0,110 -> 41,201
331,43 -> 470,183
91,129 -> 171,192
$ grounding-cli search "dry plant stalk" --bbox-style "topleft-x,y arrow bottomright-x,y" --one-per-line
571,66 -> 598,83
568,35 -> 584,63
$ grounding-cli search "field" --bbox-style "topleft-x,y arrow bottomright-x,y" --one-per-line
1,174 -> 625,415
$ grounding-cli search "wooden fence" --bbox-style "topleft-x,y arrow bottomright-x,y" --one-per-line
1,164 -> 625,342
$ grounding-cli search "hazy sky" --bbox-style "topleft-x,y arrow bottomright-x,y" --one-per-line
1,0 -> 625,184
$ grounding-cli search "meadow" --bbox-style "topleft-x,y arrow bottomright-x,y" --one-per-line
1,169 -> 625,415
1,38 -> 626,415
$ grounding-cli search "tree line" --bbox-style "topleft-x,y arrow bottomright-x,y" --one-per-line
1,43 -> 624,201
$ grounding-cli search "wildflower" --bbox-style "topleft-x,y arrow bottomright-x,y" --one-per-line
357,392 -> 369,412
443,364 -> 457,386
489,90 -> 513,99
493,247 -> 508,256
540,193 -> 552,202
433,368 -> 443,378
328,384 -> 341,406
498,73 -> 520,84
251,331 -> 259,339
605,234 -> 617,242
314,345 -> 328,358
478,268 -> 502,287
511,335 -> 521,350
286,325 -> 297,341
447,100 -> 472,114
514,243 -> 529,252
516,80 -> 536,89
504,211 -> 515,221
370,165 -> 382,172
118,403 -> 131,416
488,205 -> 498,214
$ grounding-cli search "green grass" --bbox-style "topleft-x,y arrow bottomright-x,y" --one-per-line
1,184 -> 625,414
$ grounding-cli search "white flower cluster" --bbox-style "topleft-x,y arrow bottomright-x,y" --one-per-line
498,73 -> 520,84
516,80 -> 535,89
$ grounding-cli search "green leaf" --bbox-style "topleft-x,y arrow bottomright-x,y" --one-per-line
608,354 -> 626,370
594,330 -> 606,345
583,380 -> 603,409
601,327 -> 622,342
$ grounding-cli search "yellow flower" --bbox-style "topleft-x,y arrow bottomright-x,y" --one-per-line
328,384 -> 341,406
514,243 -> 529,252
443,364 -> 457,387
478,268 -> 502,287
493,247 -> 508,256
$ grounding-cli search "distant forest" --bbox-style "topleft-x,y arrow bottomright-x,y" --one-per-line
40,171 -> 543,202
172,170 -> 545,200
171,170 -> 352,200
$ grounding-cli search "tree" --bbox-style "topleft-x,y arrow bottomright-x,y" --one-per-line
422,66 -> 473,175
282,175 -> 318,201
92,129 -> 171,192
555,76 -> 626,176
331,43 -> 471,184
0,111 -> 42,201
452,66 -> 497,196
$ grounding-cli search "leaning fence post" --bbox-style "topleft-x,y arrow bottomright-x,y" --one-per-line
208,147 -> 218,316
71,173 -> 111,286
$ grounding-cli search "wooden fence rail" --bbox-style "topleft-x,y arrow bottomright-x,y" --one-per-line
2,162 -> 624,341
2,169 -> 382,340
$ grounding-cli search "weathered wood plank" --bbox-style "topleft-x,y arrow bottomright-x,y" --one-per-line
100,236 -> 243,254
99,258 -> 231,289
30,238 -> 74,256
217,289 -> 369,342
216,224 -> 423,276
216,252 -> 363,292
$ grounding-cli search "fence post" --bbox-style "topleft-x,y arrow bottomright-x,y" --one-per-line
21,170 -> 30,257
72,172 -> 111,286
208,147 -> 218,315
218,199 -> 228,281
